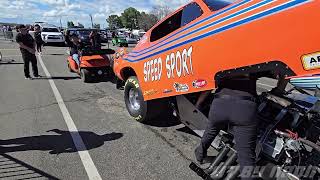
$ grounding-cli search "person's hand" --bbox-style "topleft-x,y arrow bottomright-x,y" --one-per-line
28,48 -> 36,54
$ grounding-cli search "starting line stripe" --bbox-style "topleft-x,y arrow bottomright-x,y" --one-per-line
37,55 -> 102,180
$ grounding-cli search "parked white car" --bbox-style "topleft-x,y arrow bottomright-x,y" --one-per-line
41,27 -> 65,45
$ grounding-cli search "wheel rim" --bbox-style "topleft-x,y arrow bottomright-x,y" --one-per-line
128,88 -> 140,111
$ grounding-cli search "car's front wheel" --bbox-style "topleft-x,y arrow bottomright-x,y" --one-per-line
80,69 -> 91,83
124,76 -> 168,122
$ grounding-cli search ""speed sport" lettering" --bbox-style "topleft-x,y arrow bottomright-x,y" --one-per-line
143,46 -> 193,82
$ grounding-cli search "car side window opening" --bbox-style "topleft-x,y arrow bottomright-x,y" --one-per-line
181,2 -> 203,26
150,2 -> 203,42
150,11 -> 182,42
203,0 -> 236,11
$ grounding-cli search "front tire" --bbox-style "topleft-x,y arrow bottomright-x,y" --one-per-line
124,76 -> 168,122
80,69 -> 91,83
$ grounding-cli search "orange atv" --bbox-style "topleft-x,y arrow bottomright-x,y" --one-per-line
68,48 -> 115,83
114,0 -> 320,122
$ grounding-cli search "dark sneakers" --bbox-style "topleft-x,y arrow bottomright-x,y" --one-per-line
195,145 -> 206,164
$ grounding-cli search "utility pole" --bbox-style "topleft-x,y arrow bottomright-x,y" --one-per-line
90,14 -> 94,28
59,16 -> 62,30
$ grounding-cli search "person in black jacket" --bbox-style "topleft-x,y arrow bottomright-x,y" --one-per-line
34,25 -> 44,53
89,30 -> 101,49
195,74 -> 259,180
69,34 -> 84,69
16,25 -> 39,79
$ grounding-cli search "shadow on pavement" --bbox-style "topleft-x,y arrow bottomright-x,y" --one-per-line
0,153 -> 60,179
85,75 -> 118,84
46,53 -> 66,56
144,113 -> 181,128
32,76 -> 80,80
0,59 -> 23,65
0,62 -> 24,65
0,129 -> 123,154
176,126 -> 199,137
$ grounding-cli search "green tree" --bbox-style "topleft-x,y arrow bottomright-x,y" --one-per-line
107,15 -> 123,29
67,21 -> 75,28
151,5 -> 172,20
121,7 -> 141,29
78,23 -> 84,28
93,24 -> 100,29
138,12 -> 159,31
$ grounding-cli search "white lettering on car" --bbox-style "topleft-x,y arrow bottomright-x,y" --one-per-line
143,46 -> 193,82
182,49 -> 189,76
176,51 -> 182,77
170,52 -> 175,78
143,57 -> 163,82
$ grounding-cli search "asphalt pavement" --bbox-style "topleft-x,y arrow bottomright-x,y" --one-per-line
0,41 -> 275,180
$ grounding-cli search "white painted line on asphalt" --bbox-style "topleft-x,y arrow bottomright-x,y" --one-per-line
37,55 -> 102,180
0,49 -> 19,51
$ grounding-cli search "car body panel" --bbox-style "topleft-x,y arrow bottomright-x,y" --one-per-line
114,0 -> 320,101
68,55 -> 110,71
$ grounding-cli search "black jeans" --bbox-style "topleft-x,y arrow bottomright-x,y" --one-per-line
36,43 -> 42,52
22,51 -> 39,77
196,88 -> 258,179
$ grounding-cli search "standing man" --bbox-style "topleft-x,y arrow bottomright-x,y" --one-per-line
34,25 -> 44,54
16,25 -> 39,79
89,30 -> 101,49
195,74 -> 258,180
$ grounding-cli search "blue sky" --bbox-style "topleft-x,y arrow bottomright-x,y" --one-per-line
0,0 -> 190,28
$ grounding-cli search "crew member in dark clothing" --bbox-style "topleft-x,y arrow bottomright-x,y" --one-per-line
69,34 -> 84,68
34,25 -> 44,53
195,74 -> 258,180
16,25 -> 39,79
89,30 -> 101,49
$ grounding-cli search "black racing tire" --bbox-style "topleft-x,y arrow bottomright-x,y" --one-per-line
80,69 -> 91,83
124,76 -> 168,122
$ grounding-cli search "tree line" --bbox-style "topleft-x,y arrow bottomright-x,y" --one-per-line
107,5 -> 172,31
66,5 -> 172,31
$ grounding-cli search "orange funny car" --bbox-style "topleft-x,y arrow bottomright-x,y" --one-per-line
113,0 -> 320,122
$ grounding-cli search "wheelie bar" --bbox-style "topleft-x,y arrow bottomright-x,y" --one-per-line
190,145 -> 239,180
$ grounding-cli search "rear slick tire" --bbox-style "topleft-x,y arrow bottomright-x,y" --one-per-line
124,76 -> 168,123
